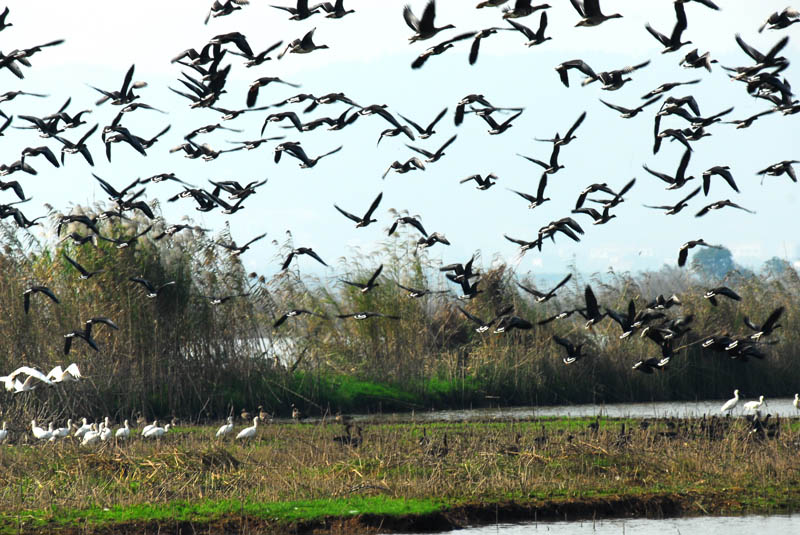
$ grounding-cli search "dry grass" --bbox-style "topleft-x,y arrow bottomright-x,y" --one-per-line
1,416 -> 798,517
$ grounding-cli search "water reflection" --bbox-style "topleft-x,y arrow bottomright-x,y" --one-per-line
395,514 -> 799,534
362,397 -> 800,423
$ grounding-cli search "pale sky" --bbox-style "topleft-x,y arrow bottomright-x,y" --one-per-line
1,0 -> 798,283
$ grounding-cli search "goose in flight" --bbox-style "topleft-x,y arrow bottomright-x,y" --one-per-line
64,329 -> 99,355
508,173 -> 549,209
493,315 -> 533,333
406,134 -> 457,163
270,0 -> 322,20
645,2 -> 690,53
552,335 -> 590,365
643,149 -> 695,190
643,186 -> 701,215
273,309 -> 327,328
90,64 -> 146,106
417,232 -> 450,249
481,110 -> 522,134
205,0 -> 249,24
457,304 -> 513,333
336,312 -> 400,320
63,253 -> 103,280
278,27 -> 329,59
129,277 -> 176,298
404,1 -> 455,43
334,192 -> 382,228
280,143 -> 342,168
399,108 -> 448,138
703,286 -> 741,306
583,284 -> 606,328
518,143 -> 562,174
517,273 -> 571,303
680,49 -> 717,71
246,77 -> 300,108
320,0 -> 354,18
502,1 -> 549,19
569,0 -> 622,27
23,285 -> 59,313
229,41 -> 284,67
460,173 -> 498,190
744,306 -> 784,341
583,61 -> 650,91
574,183 -> 616,210
340,264 -> 383,293
757,160 -> 798,183
702,166 -> 738,195
388,215 -> 427,237
555,60 -> 596,88
677,239 -> 720,267
84,317 -> 119,339
383,157 -> 425,179
641,79 -> 700,100
599,96 -> 661,118
695,199 -> 755,218
506,11 -> 550,46
632,356 -> 669,374
759,8 -> 799,32
55,124 -> 98,166
535,111 -> 586,146
396,283 -> 446,298
281,247 -> 328,270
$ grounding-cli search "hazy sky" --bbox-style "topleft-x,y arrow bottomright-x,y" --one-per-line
0,0 -> 798,283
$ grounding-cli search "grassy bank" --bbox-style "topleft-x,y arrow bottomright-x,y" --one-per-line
1,416 -> 799,533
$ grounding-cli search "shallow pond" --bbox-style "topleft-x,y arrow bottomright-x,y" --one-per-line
392,514 -> 799,534
353,396 -> 800,422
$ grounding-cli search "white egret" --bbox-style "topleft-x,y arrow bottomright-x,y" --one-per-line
46,363 -> 82,383
100,418 -> 112,441
743,395 -> 766,414
144,423 -> 171,438
720,389 -> 739,413
74,418 -> 91,438
793,393 -> 799,410
216,416 -> 234,438
82,424 -> 101,445
236,416 -> 259,440
0,422 -> 8,443
1,366 -> 53,391
31,420 -> 53,441
51,419 -> 73,440
115,420 -> 131,440
142,420 -> 157,435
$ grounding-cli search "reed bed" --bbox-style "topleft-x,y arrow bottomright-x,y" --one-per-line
1,206 -> 799,426
0,417 -> 798,529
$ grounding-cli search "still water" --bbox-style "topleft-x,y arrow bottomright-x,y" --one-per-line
360,397 -> 800,423
393,514 -> 799,534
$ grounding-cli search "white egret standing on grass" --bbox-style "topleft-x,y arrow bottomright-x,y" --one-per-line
31,420 -> 52,441
216,416 -> 234,438
236,416 -> 259,440
793,393 -> 799,410
74,418 -> 91,438
51,420 -> 73,440
720,389 -> 739,413
0,422 -> 8,443
115,420 -> 131,440
144,423 -> 171,439
82,424 -> 101,445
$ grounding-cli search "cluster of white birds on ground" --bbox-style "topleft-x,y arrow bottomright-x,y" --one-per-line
0,414 -> 265,445
215,415 -> 261,440
0,364 -> 81,393
720,390 -> 800,415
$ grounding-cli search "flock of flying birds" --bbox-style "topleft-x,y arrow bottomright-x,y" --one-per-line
0,0 -> 800,441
